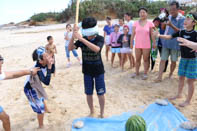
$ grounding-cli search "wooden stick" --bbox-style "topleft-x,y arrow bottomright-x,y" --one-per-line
75,0 -> 80,24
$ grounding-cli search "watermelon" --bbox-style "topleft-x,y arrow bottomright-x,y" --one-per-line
125,115 -> 147,131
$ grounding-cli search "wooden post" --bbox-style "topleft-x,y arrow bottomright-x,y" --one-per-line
75,0 -> 80,24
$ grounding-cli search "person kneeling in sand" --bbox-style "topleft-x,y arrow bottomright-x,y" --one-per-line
69,17 -> 106,118
0,55 -> 40,131
24,46 -> 54,128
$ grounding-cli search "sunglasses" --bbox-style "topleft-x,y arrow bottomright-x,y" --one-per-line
186,14 -> 197,23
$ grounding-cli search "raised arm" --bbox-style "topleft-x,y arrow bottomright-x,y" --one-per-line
71,25 -> 101,53
78,37 -> 100,53
68,35 -> 76,51
166,20 -> 180,32
37,57 -> 53,85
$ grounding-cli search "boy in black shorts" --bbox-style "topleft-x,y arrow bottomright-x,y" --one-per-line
68,17 -> 106,118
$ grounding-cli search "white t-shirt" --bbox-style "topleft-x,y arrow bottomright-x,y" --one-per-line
127,20 -> 133,35
64,32 -> 73,47
119,25 -> 124,34
0,72 -> 6,80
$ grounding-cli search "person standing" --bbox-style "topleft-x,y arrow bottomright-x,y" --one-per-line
154,1 -> 185,82
118,18 -> 125,34
130,7 -> 156,80
69,17 -> 106,118
155,13 -> 197,107
110,25 -> 121,67
64,24 -> 81,68
103,17 -> 114,61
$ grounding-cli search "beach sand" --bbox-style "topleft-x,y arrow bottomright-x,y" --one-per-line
0,21 -> 197,131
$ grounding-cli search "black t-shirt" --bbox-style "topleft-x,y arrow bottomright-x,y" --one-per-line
172,30 -> 197,58
74,35 -> 105,76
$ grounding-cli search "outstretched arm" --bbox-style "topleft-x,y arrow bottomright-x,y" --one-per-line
153,30 -> 172,40
4,67 -> 40,80
178,37 -> 197,50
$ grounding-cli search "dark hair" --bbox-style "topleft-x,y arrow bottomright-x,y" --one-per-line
0,55 -> 3,61
114,24 -> 120,28
190,12 -> 197,21
66,24 -> 71,28
119,18 -> 124,22
160,8 -> 169,17
47,36 -> 52,41
189,12 -> 197,29
32,49 -> 43,61
106,16 -> 111,21
139,7 -> 148,13
170,1 -> 180,9
153,17 -> 160,22
125,13 -> 133,19
82,17 -> 97,29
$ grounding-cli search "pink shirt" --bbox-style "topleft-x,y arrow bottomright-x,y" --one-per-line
110,32 -> 121,48
133,20 -> 154,49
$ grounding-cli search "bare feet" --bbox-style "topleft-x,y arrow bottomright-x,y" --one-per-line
169,95 -> 182,100
98,114 -> 104,118
142,74 -> 148,80
88,112 -> 95,118
131,73 -> 138,78
45,107 -> 51,113
179,101 -> 190,107
38,125 -> 44,129
169,73 -> 173,79
154,78 -> 162,83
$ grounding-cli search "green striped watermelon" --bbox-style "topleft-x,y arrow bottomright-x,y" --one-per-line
125,115 -> 147,131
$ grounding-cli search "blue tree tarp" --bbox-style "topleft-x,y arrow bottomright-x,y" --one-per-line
72,102 -> 197,131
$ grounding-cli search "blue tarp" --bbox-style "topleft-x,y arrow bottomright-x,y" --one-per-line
72,102 -> 197,131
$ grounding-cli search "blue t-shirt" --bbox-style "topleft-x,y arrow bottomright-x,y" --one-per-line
162,14 -> 185,50
103,25 -> 114,35
158,26 -> 165,47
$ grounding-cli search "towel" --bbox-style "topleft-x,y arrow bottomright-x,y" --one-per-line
29,75 -> 48,99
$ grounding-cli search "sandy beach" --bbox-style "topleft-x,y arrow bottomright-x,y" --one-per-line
0,21 -> 197,131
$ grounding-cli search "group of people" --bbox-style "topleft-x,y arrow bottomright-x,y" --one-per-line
102,1 -> 197,108
0,1 -> 197,131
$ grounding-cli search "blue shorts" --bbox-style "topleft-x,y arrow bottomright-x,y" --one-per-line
111,48 -> 121,53
178,58 -> 197,79
24,87 -> 45,114
84,74 -> 106,95
0,106 -> 3,113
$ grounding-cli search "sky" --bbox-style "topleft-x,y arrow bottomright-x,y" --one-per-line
0,0 -> 70,25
